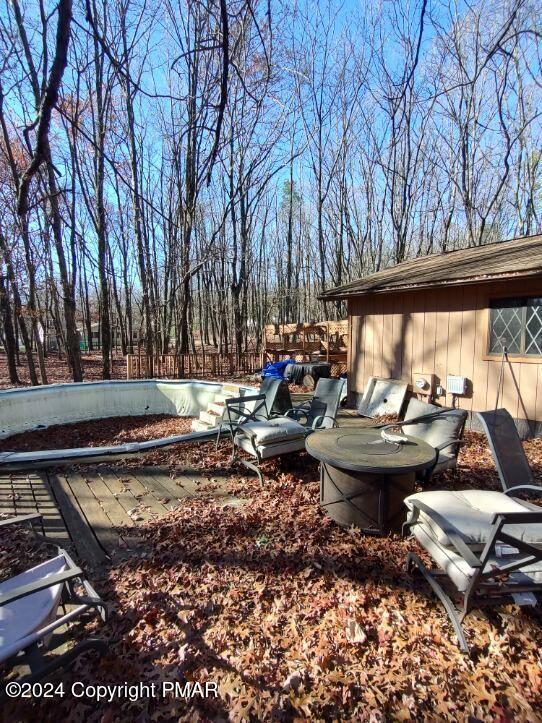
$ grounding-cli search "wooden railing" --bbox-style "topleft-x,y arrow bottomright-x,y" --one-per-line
263,319 -> 349,363
126,352 -> 261,380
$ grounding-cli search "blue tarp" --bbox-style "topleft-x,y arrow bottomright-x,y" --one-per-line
261,359 -> 293,379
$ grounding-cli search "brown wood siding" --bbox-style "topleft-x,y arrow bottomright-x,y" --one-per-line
347,277 -> 542,424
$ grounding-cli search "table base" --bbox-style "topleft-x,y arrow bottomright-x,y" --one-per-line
319,462 -> 416,534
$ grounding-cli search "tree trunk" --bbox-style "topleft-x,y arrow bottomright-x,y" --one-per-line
0,274 -> 20,384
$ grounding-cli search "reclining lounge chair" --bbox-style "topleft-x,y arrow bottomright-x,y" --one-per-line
404,489 -> 542,653
0,515 -> 107,685
476,408 -> 542,498
232,378 -> 345,484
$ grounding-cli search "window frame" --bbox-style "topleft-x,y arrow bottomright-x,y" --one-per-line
486,295 -> 542,360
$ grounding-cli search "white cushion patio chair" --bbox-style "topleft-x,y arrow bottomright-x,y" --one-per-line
232,378 -> 345,483
380,398 -> 468,482
215,378 -> 291,449
403,489 -> 542,653
0,515 -> 107,685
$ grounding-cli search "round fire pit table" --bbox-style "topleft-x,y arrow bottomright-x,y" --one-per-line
306,428 -> 436,534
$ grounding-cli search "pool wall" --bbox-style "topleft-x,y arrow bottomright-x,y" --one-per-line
0,379 -> 255,469
0,379 -> 254,438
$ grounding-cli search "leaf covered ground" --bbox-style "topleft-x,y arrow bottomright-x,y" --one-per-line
0,415 -> 195,452
0,352 -> 127,389
2,431 -> 542,721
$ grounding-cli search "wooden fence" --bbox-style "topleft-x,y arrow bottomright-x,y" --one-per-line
126,352 -> 261,380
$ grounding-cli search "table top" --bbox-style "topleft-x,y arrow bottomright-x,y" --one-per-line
305,427 -> 436,474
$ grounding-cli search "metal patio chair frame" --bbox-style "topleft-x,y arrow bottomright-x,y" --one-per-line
0,514 -> 107,687
215,378 -> 291,449
404,498 -> 542,654
278,377 -> 346,427
379,401 -> 467,482
232,378 -> 346,484
216,394 -> 270,453
476,408 -> 542,498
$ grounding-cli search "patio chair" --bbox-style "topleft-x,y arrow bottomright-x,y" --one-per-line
232,378 -> 346,484
476,408 -> 542,498
380,398 -> 467,481
278,377 -> 346,427
403,489 -> 542,653
215,378 -> 291,448
0,515 -> 107,685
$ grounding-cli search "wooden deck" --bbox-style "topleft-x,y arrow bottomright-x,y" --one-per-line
0,465 -> 246,570
0,406 -> 371,569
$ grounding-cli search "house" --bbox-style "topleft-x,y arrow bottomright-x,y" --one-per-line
76,322 -> 141,351
320,234 -> 542,437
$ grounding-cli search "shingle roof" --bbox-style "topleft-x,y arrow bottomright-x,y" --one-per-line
319,234 -> 542,299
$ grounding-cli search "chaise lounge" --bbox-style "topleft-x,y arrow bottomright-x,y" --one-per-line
0,515 -> 107,685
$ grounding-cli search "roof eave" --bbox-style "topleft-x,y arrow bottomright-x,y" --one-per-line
319,268 -> 542,301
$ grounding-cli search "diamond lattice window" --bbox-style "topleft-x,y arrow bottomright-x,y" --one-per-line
489,297 -> 542,356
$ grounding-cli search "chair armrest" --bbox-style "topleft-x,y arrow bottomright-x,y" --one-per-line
288,400 -> 312,413
0,567 -> 84,607
225,394 -> 262,408
234,425 -> 257,443
284,408 -> 307,421
226,394 -> 266,413
311,415 -> 338,430
490,510 -> 542,525
435,438 -> 463,452
226,394 -> 268,423
0,514 -> 43,530
407,498 -> 483,568
505,485 -> 542,497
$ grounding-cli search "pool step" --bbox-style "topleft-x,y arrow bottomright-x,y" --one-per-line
214,392 -> 237,404
209,402 -> 226,416
191,419 -> 215,433
199,410 -> 221,427
222,383 -> 241,395
190,383 -> 247,434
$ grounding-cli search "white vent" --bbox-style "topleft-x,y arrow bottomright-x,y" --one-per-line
447,375 -> 467,395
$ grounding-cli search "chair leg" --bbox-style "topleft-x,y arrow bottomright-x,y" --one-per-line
0,639 -> 107,699
229,440 -> 238,466
238,457 -> 264,486
406,551 -> 470,654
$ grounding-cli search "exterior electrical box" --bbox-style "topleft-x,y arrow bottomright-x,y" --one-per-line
447,375 -> 468,395
412,372 -> 436,397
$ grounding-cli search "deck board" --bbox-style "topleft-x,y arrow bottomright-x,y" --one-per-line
80,472 -> 135,529
97,469 -> 148,518
63,472 -> 124,557
148,469 -> 197,499
48,472 -> 108,567
131,469 -> 184,511
33,473 -> 71,543
112,471 -> 172,519
0,477 -> 16,517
